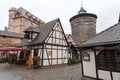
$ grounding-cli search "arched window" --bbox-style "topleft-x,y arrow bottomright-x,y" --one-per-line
97,49 -> 120,72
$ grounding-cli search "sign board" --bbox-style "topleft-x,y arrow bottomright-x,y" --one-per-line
82,52 -> 90,61
48,51 -> 52,56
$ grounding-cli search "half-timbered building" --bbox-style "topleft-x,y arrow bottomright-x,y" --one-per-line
78,22 -> 120,80
19,18 -> 68,66
65,34 -> 76,45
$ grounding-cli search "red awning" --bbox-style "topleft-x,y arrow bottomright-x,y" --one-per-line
0,47 -> 27,51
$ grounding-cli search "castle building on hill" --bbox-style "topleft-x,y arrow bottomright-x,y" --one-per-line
6,7 -> 44,34
70,6 -> 97,45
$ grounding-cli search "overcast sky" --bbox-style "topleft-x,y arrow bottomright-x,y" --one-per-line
0,0 -> 120,34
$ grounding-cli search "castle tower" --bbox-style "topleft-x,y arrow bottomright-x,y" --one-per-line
8,7 -> 18,32
70,6 -> 97,45
7,7 -> 44,34
9,7 -> 18,19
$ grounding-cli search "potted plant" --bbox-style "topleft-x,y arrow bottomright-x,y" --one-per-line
32,56 -> 40,68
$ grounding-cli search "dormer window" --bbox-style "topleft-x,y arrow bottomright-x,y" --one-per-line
24,32 -> 38,43
24,27 -> 39,42
24,32 -> 32,39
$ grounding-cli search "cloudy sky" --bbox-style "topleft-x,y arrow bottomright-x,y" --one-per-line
0,0 -> 120,34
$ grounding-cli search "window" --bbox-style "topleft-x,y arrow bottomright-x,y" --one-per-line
97,49 -> 120,72
10,18 -> 13,22
24,20 -> 28,25
34,49 -> 38,56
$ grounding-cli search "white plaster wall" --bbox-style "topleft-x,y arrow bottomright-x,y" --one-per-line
56,31 -> 59,38
63,50 -> 67,58
112,72 -> 120,80
52,50 -> 57,58
38,49 -> 40,56
56,39 -> 59,44
42,46 -> 68,66
58,59 -> 62,64
17,51 -> 20,59
47,37 -> 52,43
60,39 -> 63,45
43,49 -> 52,65
98,70 -> 111,80
31,50 -> 34,64
43,60 -> 49,66
46,45 -> 51,48
63,40 -> 67,45
58,51 -> 62,58
83,50 -> 96,78
63,59 -> 67,63
52,31 -> 56,37
52,60 -> 57,65
59,33 -> 62,39
39,49 -> 42,59
43,49 -> 47,58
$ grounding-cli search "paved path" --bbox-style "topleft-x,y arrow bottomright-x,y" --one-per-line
0,63 -> 82,80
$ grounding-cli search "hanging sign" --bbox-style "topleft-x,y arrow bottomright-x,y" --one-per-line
82,52 -> 90,61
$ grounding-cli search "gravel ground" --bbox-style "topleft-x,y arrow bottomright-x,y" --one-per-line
0,63 -> 82,80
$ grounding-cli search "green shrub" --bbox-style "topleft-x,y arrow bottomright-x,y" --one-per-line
25,56 -> 29,61
68,58 -> 74,65
0,58 -> 6,63
8,54 -> 17,64
68,58 -> 80,65
33,56 -> 40,65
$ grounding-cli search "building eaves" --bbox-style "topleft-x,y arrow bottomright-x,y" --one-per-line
0,30 -> 24,38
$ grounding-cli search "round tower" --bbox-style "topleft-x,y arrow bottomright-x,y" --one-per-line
9,7 -> 18,19
8,7 -> 18,31
70,6 -> 97,45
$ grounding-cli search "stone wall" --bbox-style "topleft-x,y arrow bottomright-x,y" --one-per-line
0,36 -> 22,47
70,16 -> 97,45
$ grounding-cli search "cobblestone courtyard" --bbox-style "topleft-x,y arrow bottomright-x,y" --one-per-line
0,63 -> 82,80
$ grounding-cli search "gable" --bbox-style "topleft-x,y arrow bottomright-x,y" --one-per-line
45,21 -> 68,46
66,34 -> 76,45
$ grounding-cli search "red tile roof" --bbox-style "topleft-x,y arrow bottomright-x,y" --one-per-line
16,7 -> 45,25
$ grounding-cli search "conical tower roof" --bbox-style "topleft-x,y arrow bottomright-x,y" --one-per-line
78,6 -> 87,14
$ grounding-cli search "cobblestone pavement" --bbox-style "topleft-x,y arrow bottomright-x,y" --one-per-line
0,63 -> 82,80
